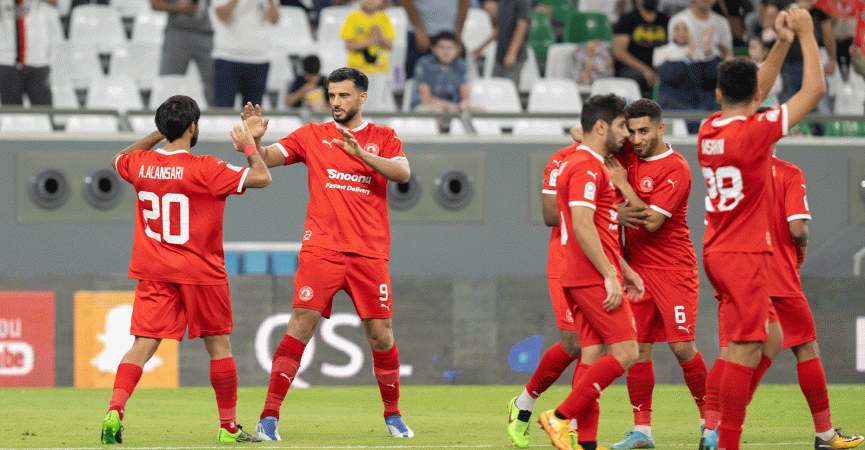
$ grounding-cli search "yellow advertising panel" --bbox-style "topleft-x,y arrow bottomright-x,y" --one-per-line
74,291 -> 178,388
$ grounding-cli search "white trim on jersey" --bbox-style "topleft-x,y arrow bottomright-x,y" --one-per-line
787,213 -> 811,222
577,145 -> 605,163
569,200 -> 596,210
114,153 -> 126,169
643,148 -> 674,161
155,148 -> 189,155
236,167 -> 250,193
337,121 -> 369,132
542,189 -> 556,195
780,103 -> 789,136
650,204 -> 673,218
274,142 -> 289,157
391,156 -> 408,161
711,115 -> 747,127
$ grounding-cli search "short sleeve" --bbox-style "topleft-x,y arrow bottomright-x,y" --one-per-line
202,156 -> 249,198
752,104 -> 789,146
542,153 -> 560,194
785,168 -> 811,222
613,12 -> 633,35
648,162 -> 691,218
275,127 -> 307,165
339,13 -> 357,40
115,151 -> 135,182
379,127 -> 405,160
380,13 -> 396,39
567,161 -> 603,210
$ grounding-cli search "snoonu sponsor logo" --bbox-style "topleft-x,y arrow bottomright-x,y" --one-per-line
327,169 -> 372,184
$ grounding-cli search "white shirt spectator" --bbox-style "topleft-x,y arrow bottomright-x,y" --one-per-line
210,0 -> 273,64
0,0 -> 61,67
668,7 -> 731,62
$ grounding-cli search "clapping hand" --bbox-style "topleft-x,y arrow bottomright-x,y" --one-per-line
230,122 -> 255,152
241,102 -> 269,141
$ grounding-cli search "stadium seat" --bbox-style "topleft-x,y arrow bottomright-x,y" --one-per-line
267,116 -> 305,136
590,77 -> 641,103
448,117 -> 503,135
85,75 -> 144,113
64,114 -> 121,134
266,53 -> 294,102
527,10 -> 555,59
316,41 -> 349,75
563,11 -> 612,44
577,0 -> 617,22
518,46 -> 541,93
401,78 -> 415,111
544,43 -> 578,79
527,78 -> 581,113
131,10 -> 168,47
365,75 -> 399,112
273,6 -> 315,56
113,0 -> 151,18
0,114 -> 54,133
535,0 -> 575,23
52,41 -> 105,89
69,5 -> 128,55
317,5 -> 354,42
461,8 -> 494,54
385,6 -> 409,86
512,119 -> 568,136
151,75 -> 208,109
670,118 -> 689,137
198,115 -> 241,137
108,43 -> 161,90
469,77 -> 521,112
386,117 -> 440,136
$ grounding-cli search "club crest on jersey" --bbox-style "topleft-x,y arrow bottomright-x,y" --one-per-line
639,176 -> 654,193
364,143 -> 380,156
298,286 -> 314,301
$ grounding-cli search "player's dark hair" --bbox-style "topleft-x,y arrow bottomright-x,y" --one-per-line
327,67 -> 368,93
155,95 -> 200,143
755,106 -> 772,114
302,55 -> 321,75
624,98 -> 662,123
581,94 -> 627,132
718,57 -> 759,105
431,30 -> 458,47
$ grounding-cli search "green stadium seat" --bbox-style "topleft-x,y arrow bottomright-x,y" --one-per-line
563,11 -> 612,44
535,0 -> 575,23
827,120 -> 865,136
527,11 -> 555,59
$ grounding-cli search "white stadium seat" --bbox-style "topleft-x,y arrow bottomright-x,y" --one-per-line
317,5 -> 353,42
64,114 -> 121,134
69,5 -> 127,55
273,6 -> 315,56
469,77 -> 521,112
386,117 -> 439,136
544,43 -> 578,80
85,75 -> 144,113
590,77 -> 642,103
109,43 -> 161,90
527,78 -> 582,113
131,10 -> 168,46
461,8 -> 493,54
0,114 -> 54,133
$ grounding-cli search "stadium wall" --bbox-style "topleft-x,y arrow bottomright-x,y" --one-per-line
2,135 -> 864,386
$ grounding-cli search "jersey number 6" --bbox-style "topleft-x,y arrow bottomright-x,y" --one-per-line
139,191 -> 190,244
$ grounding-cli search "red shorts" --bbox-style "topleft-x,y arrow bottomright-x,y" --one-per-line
549,277 -> 577,331
130,280 -> 232,341
630,266 -> 699,344
564,284 -> 636,346
293,246 -> 392,319
705,252 -> 769,343
717,294 -> 775,347
772,296 -> 818,350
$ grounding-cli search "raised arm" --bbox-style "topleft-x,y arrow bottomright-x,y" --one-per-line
112,130 -> 165,169
231,123 -> 272,188
784,8 -> 826,126
241,102 -> 287,168
757,10 -> 793,104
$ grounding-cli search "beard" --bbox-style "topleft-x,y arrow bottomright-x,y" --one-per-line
190,128 -> 199,148
607,132 -> 623,154
642,0 -> 659,11
333,105 -> 359,124
635,135 -> 659,157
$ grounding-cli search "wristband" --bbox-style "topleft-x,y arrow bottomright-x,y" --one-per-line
243,144 -> 258,158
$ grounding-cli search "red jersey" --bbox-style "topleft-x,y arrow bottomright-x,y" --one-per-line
542,144 -> 578,279
768,157 -> 810,297
697,105 -> 789,254
115,149 -> 248,284
623,145 -> 697,270
557,145 -> 622,288
275,121 -> 406,260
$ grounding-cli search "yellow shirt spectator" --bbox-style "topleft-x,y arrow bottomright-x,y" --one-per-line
340,10 -> 395,75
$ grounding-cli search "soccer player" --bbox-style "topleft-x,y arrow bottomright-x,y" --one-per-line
242,67 -> 414,441
603,98 -> 706,449
696,8 -> 825,450
506,141 -> 585,449
537,94 -> 644,450
101,95 -> 273,444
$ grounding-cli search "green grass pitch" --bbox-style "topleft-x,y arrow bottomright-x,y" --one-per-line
3,384 -> 863,449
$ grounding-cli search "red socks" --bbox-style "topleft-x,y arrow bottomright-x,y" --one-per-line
108,363 -> 143,420
211,357 -> 238,433
797,357 -> 832,432
373,344 -> 401,418
526,343 -> 579,398
557,354 -> 625,419
718,361 -> 755,450
261,335 -> 306,420
703,358 -> 725,431
573,362 -> 599,442
626,360 -> 654,427
749,354 -> 773,396
679,352 -> 708,419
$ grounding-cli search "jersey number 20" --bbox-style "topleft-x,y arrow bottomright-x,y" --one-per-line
139,191 -> 190,244
702,166 -> 743,212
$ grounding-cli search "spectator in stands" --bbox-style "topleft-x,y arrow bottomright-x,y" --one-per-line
653,19 -> 717,132
612,0 -> 670,99
571,40 -> 615,86
210,0 -> 279,108
285,55 -> 329,110
0,0 -> 60,106
712,0 -> 752,48
748,34 -> 782,106
473,0 -> 530,86
341,0 -> 395,76
152,0 -> 216,106
398,0 -> 470,80
668,0 -> 733,62
411,31 -> 478,113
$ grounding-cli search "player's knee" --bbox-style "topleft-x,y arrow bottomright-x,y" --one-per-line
792,340 -> 819,361
669,341 -> 697,362
611,340 -> 639,371
559,331 -> 581,357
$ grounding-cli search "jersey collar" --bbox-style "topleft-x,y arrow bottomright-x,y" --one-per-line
642,145 -> 673,161
577,144 -> 605,163
155,148 -> 189,155
336,121 -> 369,132
711,115 -> 747,127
